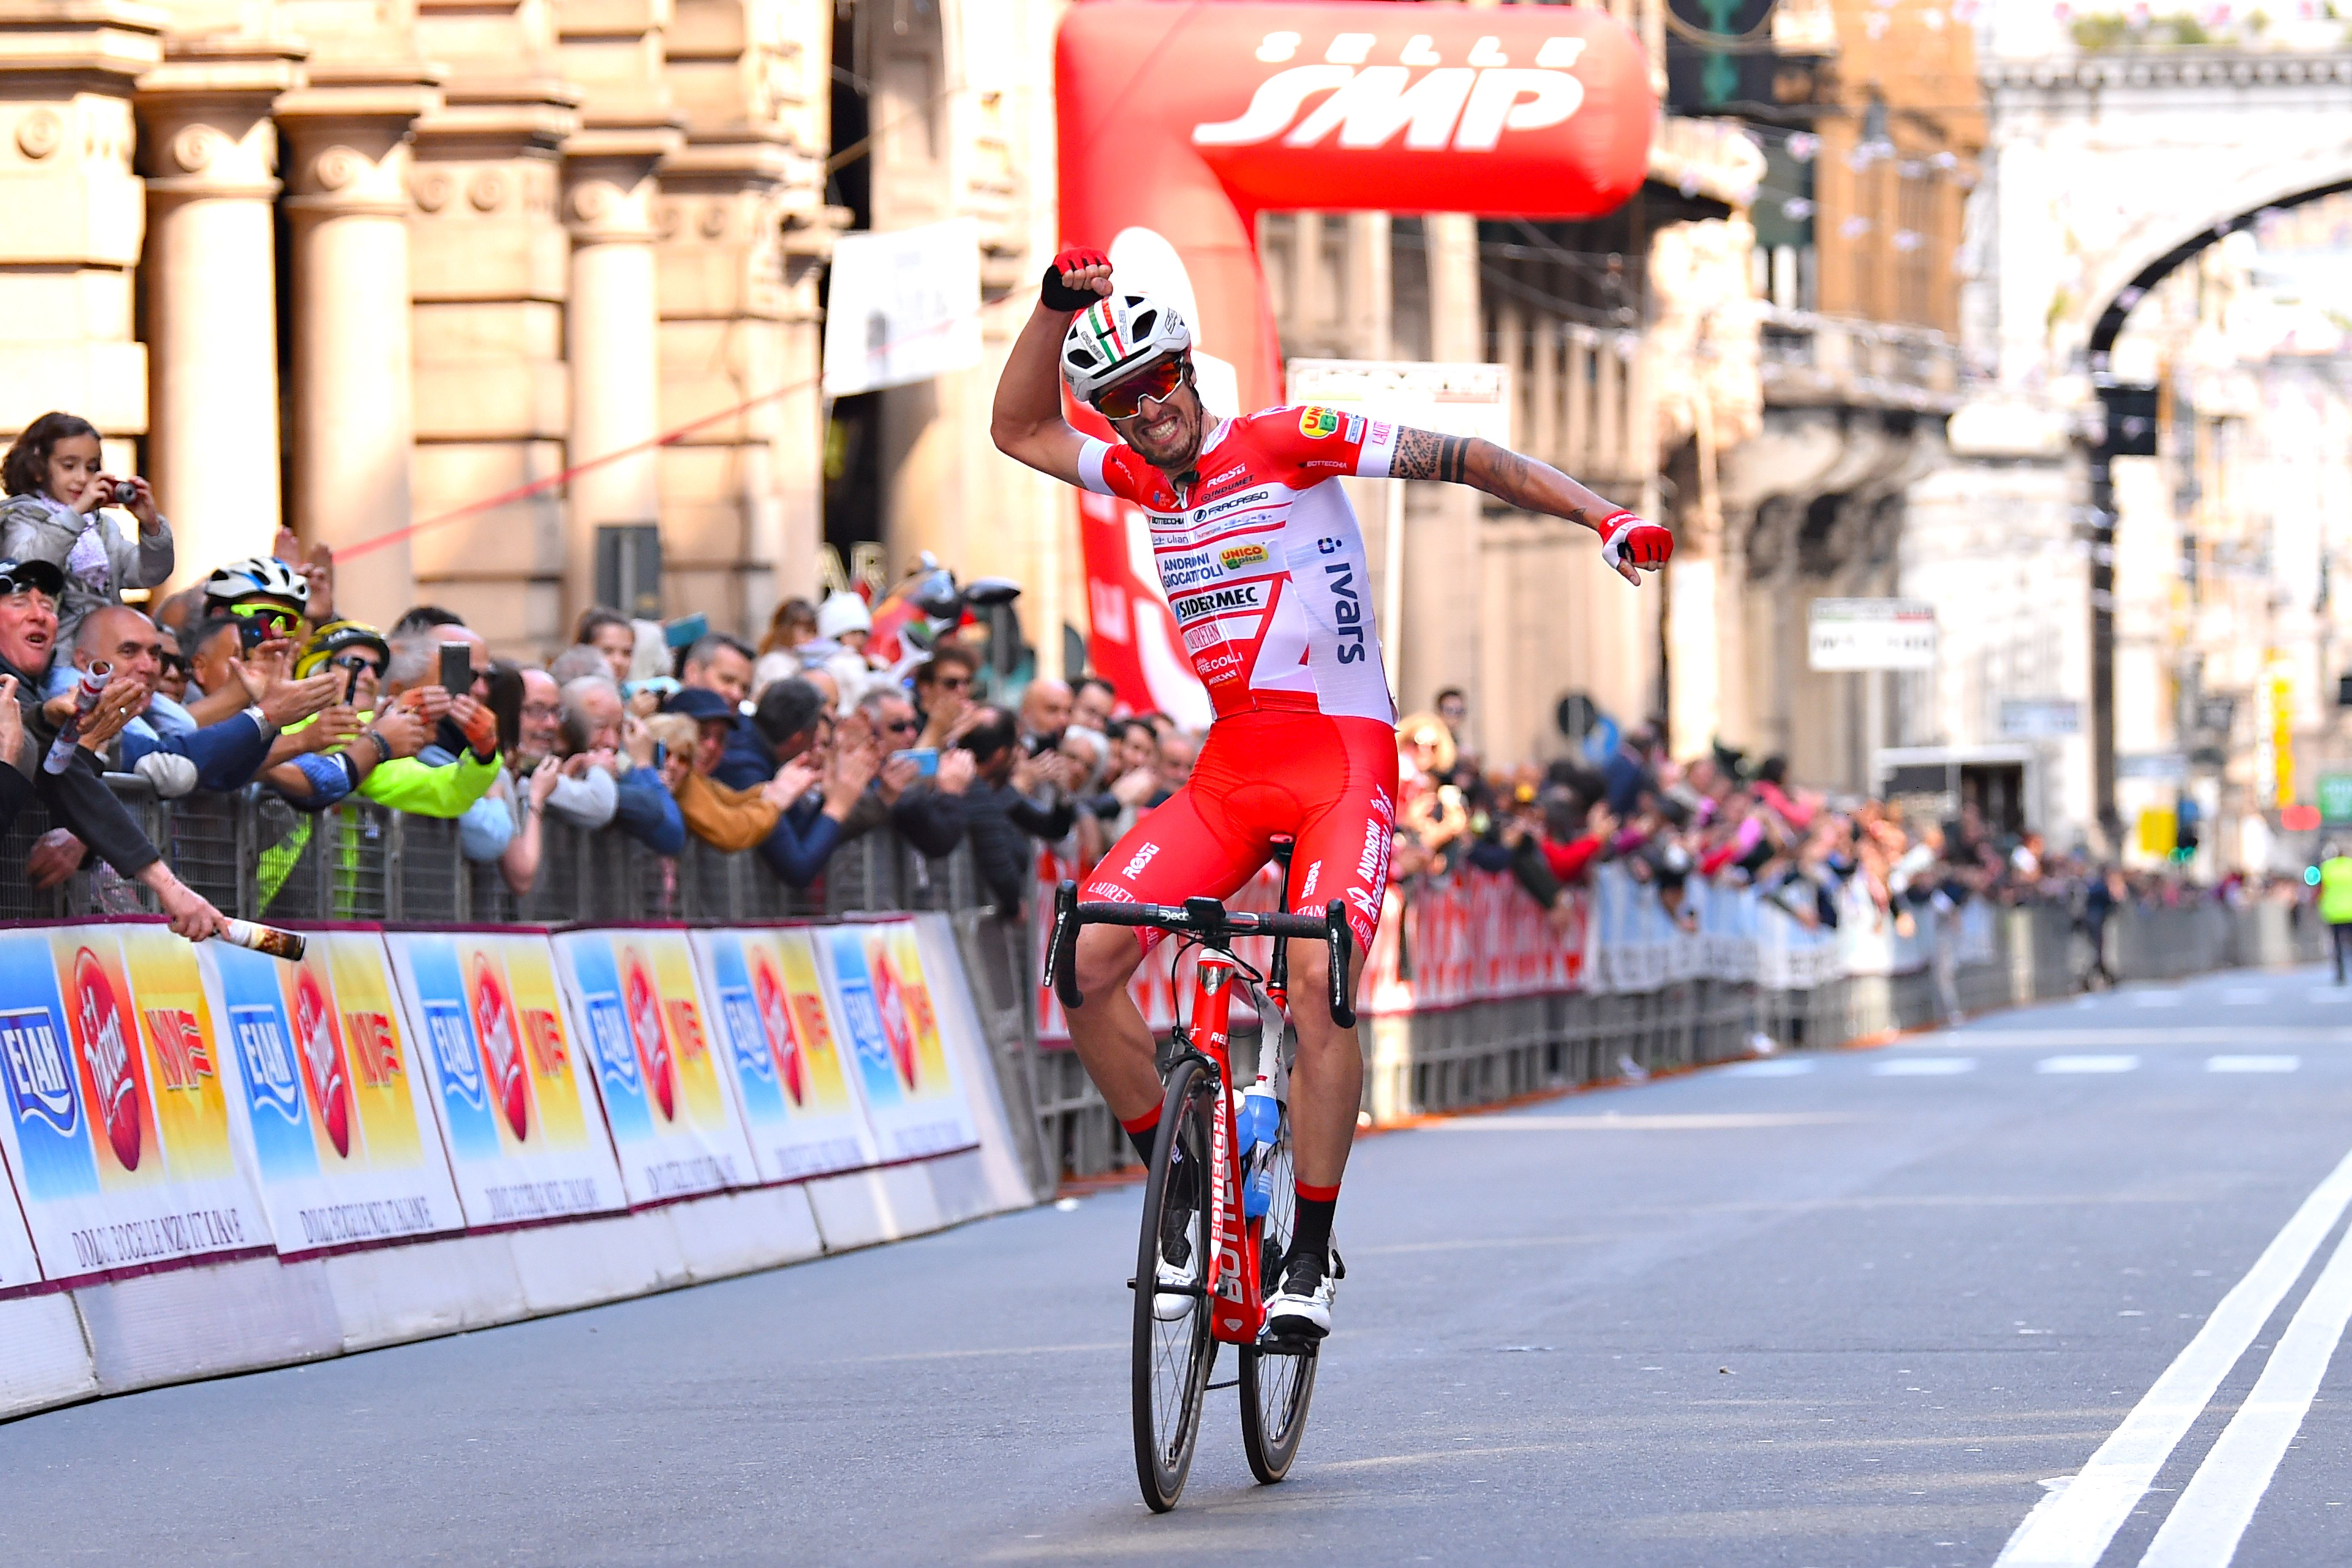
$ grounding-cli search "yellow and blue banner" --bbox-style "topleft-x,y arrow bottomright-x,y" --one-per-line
819,921 -> 978,1162
551,929 -> 757,1205
689,928 -> 879,1182
383,930 -> 626,1226
206,929 -> 466,1254
0,921 -> 268,1282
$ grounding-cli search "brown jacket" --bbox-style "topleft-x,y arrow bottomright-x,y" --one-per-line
674,769 -> 780,852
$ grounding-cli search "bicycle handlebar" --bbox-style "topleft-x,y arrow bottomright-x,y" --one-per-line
1043,882 -> 1357,1030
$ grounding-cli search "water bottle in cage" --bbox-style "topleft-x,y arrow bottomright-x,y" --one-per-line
1237,1075 -> 1282,1218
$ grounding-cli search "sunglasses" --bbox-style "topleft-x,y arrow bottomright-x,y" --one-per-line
930,673 -> 971,691
231,603 -> 303,635
332,654 -> 384,678
880,717 -> 919,734
1092,358 -> 1190,421
159,653 -> 192,678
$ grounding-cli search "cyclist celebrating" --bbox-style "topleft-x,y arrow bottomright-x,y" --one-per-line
992,248 -> 1671,1341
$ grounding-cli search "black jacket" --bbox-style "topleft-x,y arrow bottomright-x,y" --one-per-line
962,781 -> 1073,912
0,651 -> 161,876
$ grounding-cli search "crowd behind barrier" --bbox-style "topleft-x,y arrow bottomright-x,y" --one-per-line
1017,843 -> 2330,1181
6,772 -> 2328,1199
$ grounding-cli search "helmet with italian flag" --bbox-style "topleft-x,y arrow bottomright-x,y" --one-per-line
1059,291 -> 1192,406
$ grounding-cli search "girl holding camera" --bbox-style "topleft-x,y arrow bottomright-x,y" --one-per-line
0,410 -> 173,651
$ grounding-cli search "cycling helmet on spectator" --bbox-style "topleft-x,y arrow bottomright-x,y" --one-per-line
204,555 -> 309,613
1059,291 -> 1192,407
294,619 -> 390,681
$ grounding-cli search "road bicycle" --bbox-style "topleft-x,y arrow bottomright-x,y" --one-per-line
1046,873 -> 1356,1512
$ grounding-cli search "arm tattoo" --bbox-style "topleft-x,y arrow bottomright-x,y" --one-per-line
1391,427 -> 1469,483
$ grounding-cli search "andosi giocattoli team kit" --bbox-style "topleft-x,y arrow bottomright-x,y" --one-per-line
1078,406 -> 1399,724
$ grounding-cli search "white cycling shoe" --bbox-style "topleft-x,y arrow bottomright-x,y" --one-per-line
1263,1246 -> 1341,1341
1154,1246 -> 1200,1322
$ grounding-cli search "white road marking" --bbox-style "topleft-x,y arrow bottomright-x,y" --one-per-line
2138,1217 -> 2352,1567
2207,1056 -> 2300,1074
1928,1028 -> 2352,1048
1991,1143 -> 2352,1568
2039,1055 -> 2140,1074
2128,991 -> 2185,1007
2308,989 -> 2349,1005
1872,1058 -> 1976,1076
2219,988 -> 2270,1006
1721,1059 -> 1816,1078
1424,1112 -> 1857,1132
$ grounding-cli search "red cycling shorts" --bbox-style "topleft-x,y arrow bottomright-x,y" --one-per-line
1081,708 -> 1398,955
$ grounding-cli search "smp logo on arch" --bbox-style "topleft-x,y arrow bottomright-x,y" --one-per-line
1193,32 -> 1590,154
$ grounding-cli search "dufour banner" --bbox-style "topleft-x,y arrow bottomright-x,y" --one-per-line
550,929 -> 758,1205
208,930 -> 466,1255
819,922 -> 979,1163
688,928 -> 878,1183
384,930 -> 627,1226
0,921 -> 268,1281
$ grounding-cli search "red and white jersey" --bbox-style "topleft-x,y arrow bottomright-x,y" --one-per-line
1078,405 -> 1398,725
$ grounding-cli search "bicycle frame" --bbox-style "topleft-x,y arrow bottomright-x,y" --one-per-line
1183,945 -> 1266,1345
1044,882 -> 1355,1345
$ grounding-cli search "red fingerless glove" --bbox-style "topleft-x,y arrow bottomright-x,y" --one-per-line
458,702 -> 498,759
1041,245 -> 1111,311
1598,510 -> 1674,571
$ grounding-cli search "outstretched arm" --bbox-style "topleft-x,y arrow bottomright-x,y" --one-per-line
991,250 -> 1113,485
1388,428 -> 1671,584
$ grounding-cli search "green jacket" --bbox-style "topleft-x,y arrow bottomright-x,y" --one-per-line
359,748 -> 501,818
2323,857 -> 2352,926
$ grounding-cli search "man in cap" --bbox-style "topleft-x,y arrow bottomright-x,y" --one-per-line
0,556 -> 226,939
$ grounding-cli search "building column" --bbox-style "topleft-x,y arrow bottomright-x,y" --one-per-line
276,66 -> 444,629
136,38 -> 307,587
0,3 -> 161,479
564,139 -> 675,623
408,84 -> 580,654
1402,211 -> 1484,716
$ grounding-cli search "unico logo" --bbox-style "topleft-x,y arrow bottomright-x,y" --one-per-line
0,1006 -> 79,1137
1192,40 -> 1589,155
470,956 -> 529,1142
73,949 -> 142,1170
291,970 -> 352,1158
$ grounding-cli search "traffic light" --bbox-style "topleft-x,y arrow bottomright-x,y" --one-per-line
2172,795 -> 2201,863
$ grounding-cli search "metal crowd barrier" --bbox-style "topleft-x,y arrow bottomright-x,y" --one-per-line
0,777 -> 993,927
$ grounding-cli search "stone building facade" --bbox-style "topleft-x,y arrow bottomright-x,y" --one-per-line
0,0 -> 1029,655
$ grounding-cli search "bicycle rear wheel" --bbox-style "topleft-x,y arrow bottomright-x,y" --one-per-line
1239,1083 -> 1318,1483
1133,1055 -> 1218,1513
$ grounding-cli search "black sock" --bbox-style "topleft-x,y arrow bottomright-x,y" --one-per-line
1290,1184 -> 1339,1267
1123,1113 -> 1159,1165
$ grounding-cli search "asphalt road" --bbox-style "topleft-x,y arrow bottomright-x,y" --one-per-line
14,968 -> 2352,1568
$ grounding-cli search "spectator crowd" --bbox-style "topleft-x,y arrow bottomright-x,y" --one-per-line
0,404 -> 2298,960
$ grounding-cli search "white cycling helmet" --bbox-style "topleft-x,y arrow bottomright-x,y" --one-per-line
204,555 -> 310,610
1059,291 -> 1193,407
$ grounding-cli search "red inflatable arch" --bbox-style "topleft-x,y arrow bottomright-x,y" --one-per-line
1055,1 -> 1657,721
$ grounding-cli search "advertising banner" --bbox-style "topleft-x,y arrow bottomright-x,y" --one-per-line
384,931 -> 626,1227
0,922 -> 267,1281
207,931 -> 465,1255
688,929 -> 878,1183
551,929 -> 758,1205
819,922 -> 979,1162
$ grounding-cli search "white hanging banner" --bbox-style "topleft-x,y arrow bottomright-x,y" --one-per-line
1807,598 -> 1937,672
822,218 -> 984,396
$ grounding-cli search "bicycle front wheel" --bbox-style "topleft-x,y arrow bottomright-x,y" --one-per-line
1133,1055 -> 1219,1513
1239,1086 -> 1318,1483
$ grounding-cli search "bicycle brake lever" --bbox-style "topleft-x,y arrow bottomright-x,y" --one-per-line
1048,880 -> 1083,1010
1323,898 -> 1356,1030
